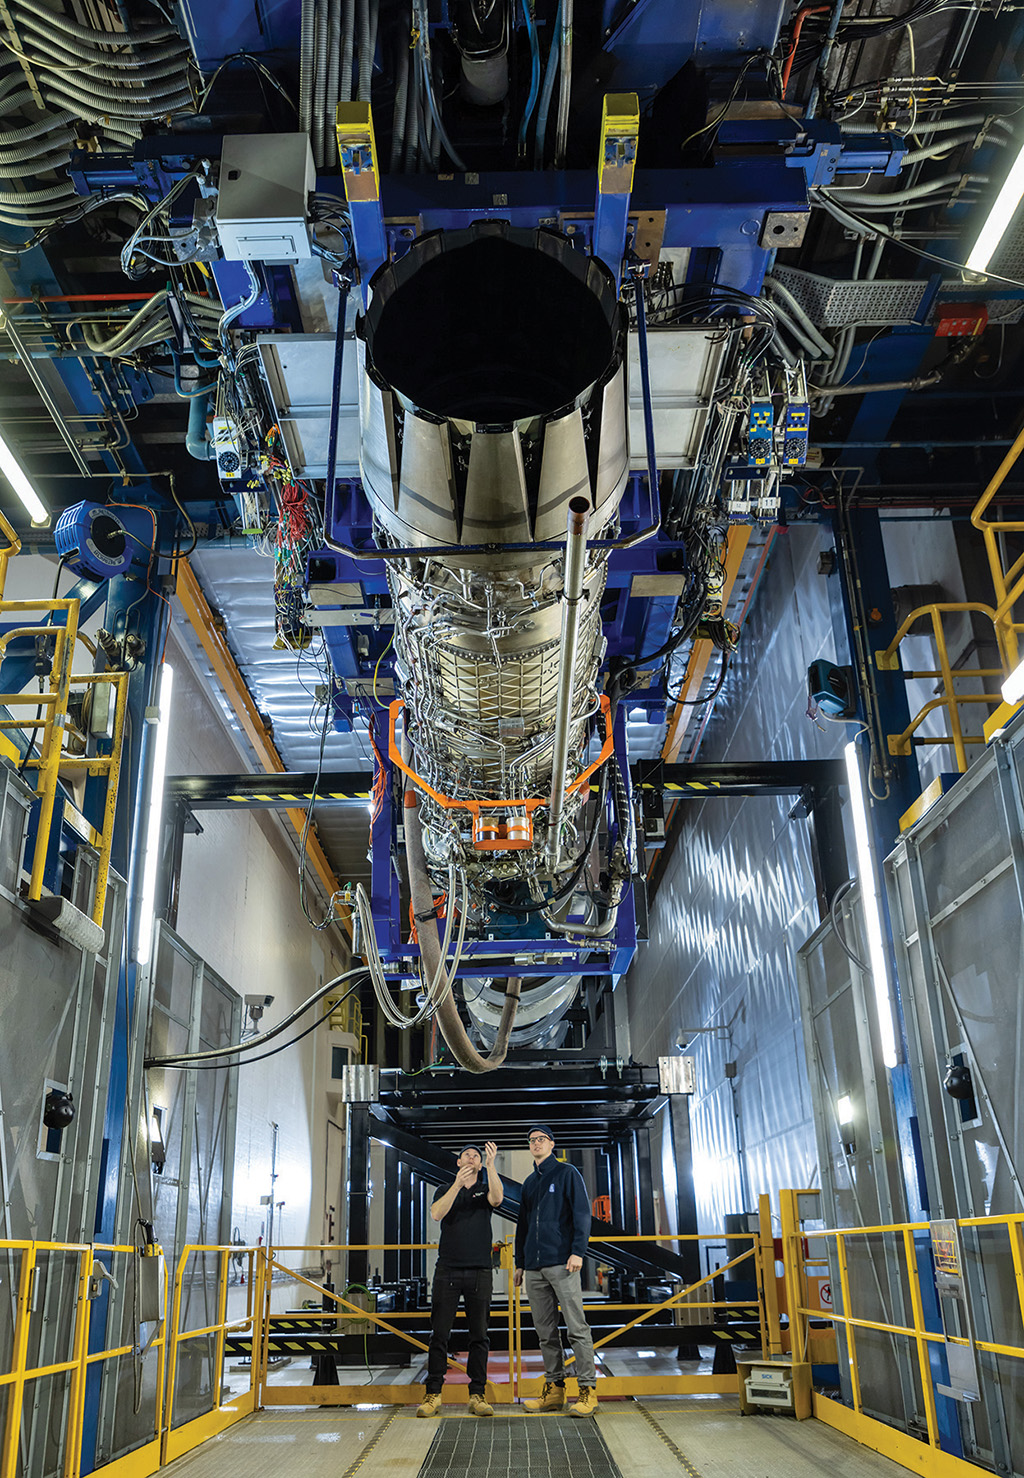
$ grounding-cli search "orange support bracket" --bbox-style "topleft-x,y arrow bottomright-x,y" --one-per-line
388,695 -> 614,852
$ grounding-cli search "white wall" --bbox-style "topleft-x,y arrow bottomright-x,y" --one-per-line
165,620 -> 350,1255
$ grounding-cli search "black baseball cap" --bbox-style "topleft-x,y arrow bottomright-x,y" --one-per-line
528,1124 -> 555,1141
459,1143 -> 484,1157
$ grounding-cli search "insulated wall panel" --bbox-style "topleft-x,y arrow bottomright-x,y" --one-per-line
625,526 -> 850,1231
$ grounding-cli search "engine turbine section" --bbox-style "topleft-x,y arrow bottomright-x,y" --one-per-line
351,222 -> 629,927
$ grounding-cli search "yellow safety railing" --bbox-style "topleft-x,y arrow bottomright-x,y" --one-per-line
876,426 -> 1024,772
259,1241 -> 517,1406
0,510 -> 19,602
0,1239 -> 168,1478
875,603 -> 1007,773
0,516 -> 128,927
260,1232 -> 768,1405
778,1190 -> 1024,1471
971,421 -> 1024,672
163,1243 -> 263,1464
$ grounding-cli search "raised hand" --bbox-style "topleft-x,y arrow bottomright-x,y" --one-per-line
484,1140 -> 498,1165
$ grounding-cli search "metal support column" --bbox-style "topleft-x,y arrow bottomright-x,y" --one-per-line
635,1126 -> 656,1237
383,1144 -> 399,1283
345,1103 -> 371,1289
593,93 -> 639,289
398,1158 -> 413,1281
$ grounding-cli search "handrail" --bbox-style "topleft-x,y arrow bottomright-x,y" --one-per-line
0,1240 -> 169,1478
778,1191 -> 1024,1456
875,602 -> 1007,773
0,591 -> 128,925
0,509 -> 19,599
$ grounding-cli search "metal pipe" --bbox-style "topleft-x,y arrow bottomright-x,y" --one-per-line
0,310 -> 91,474
545,495 -> 591,870
553,0 -> 572,168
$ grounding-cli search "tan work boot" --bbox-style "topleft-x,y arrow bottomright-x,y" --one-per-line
416,1391 -> 443,1418
523,1380 -> 566,1412
569,1385 -> 598,1417
468,1393 -> 494,1416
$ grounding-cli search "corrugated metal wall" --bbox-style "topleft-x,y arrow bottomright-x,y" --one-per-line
625,525 -> 849,1230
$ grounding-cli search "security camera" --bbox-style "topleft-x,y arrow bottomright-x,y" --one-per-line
244,994 -> 274,1025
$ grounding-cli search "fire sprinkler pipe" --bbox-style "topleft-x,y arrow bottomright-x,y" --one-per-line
545,495 -> 591,871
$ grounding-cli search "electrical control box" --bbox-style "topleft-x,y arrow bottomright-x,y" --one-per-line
746,398 -> 774,467
215,133 -> 315,263
743,1364 -> 794,1409
781,400 -> 809,466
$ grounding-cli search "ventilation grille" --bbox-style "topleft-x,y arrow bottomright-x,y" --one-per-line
418,1416 -> 623,1478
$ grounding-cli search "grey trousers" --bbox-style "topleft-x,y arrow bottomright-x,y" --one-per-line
524,1265 -> 596,1387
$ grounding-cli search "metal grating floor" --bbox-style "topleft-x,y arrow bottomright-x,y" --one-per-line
417,1416 -> 622,1478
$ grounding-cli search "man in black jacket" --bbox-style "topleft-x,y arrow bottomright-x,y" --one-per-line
418,1141 -> 503,1419
513,1124 -> 598,1416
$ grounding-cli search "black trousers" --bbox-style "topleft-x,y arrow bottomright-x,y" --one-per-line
425,1264 -> 491,1394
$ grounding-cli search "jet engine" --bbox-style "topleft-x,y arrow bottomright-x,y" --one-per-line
350,222 -> 633,943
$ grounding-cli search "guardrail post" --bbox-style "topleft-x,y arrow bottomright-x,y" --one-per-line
1,1246 -> 36,1478
757,1195 -> 783,1357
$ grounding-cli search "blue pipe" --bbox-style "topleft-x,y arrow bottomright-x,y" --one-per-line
186,393 -> 215,461
172,351 -> 217,399
517,0 -> 541,153
534,0 -> 561,167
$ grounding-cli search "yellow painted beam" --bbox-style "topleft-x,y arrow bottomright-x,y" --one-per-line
899,775 -> 946,833
662,522 -> 751,763
175,560 -> 349,929
598,93 -> 640,196
984,696 -> 1022,743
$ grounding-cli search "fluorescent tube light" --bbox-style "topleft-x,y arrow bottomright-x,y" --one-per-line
836,1094 -> 854,1126
844,741 -> 899,1069
0,425 -> 47,524
967,136 -> 1024,274
134,664 -> 174,966
1001,655 -> 1024,707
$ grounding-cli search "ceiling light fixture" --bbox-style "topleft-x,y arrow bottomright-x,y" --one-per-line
844,741 -> 899,1070
134,664 -> 174,966
966,137 -> 1024,274
1001,654 -> 1024,708
0,425 -> 48,525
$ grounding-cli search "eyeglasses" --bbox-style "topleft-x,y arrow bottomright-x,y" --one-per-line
528,1135 -> 551,1144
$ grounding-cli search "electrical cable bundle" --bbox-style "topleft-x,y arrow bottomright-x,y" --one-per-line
0,0 -> 193,235
145,965 -> 370,1069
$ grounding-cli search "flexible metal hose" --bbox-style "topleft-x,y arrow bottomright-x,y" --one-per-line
313,0 -> 330,166
357,0 -> 371,101
326,0 -> 342,165
391,35 -> 409,171
10,0 -> 178,45
404,788 -> 520,1073
830,172 -> 987,206
299,0 -> 316,134
340,0 -> 356,103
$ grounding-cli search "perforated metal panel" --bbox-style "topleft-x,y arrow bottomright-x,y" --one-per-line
771,265 -> 929,326
886,726 -> 1024,1477
418,1417 -> 622,1478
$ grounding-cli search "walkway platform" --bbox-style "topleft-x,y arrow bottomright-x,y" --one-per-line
159,1400 -> 915,1478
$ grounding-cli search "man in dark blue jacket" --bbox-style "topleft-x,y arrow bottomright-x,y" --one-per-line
513,1124 -> 597,1416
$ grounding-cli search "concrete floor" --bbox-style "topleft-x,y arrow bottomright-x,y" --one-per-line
161,1400 -> 922,1478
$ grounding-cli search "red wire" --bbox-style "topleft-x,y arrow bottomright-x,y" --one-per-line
781,5 -> 830,97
